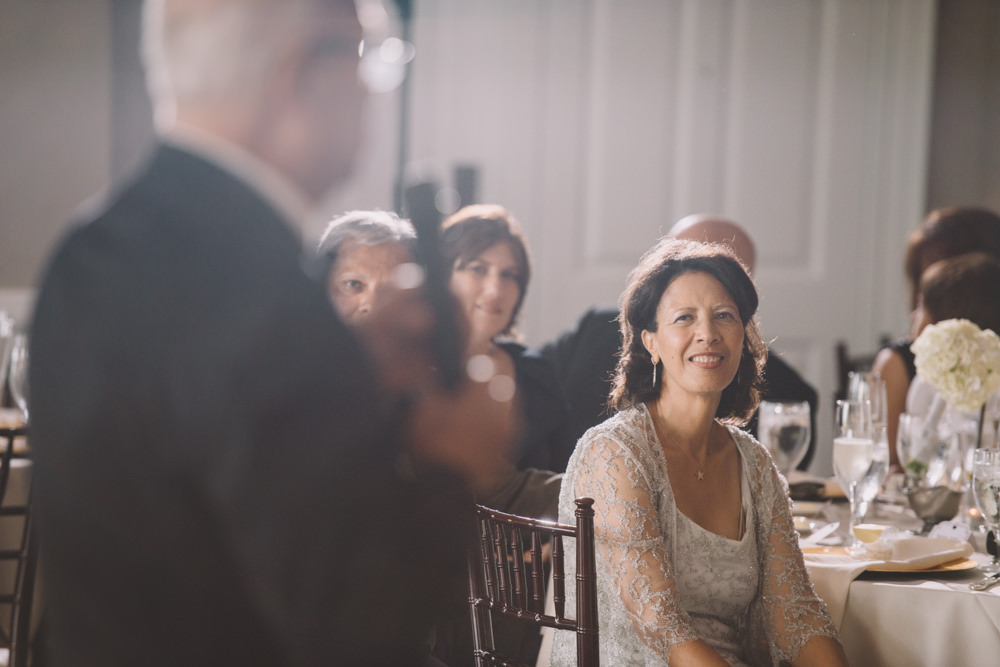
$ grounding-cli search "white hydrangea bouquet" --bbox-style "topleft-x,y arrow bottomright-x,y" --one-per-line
911,318 -> 1000,412
907,319 -> 1000,474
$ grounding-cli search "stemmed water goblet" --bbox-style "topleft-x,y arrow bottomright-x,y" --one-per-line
897,411 -> 967,532
847,373 -> 890,521
972,448 -> 1000,573
757,400 -> 811,477
848,371 -> 888,432
0,312 -> 13,402
854,424 -> 890,523
833,399 -> 874,547
8,333 -> 29,424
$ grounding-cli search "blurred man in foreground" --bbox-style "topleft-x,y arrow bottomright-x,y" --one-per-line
29,1 -> 510,665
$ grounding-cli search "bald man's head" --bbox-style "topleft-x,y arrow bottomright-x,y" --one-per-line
668,214 -> 756,272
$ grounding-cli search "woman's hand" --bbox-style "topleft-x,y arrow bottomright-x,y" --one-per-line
667,639 -> 732,667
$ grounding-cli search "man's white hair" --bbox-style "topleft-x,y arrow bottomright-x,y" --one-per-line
142,0 -> 330,128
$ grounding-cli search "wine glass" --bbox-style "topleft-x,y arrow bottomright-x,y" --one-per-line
0,312 -> 13,405
833,399 -> 874,547
848,371 -> 887,431
757,400 -> 811,477
973,448 -> 1000,573
8,333 -> 29,423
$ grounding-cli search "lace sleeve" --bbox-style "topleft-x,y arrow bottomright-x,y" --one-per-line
571,432 -> 700,658
751,445 -> 840,662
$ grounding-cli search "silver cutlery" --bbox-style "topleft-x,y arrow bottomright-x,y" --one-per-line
799,521 -> 840,547
969,571 -> 1000,592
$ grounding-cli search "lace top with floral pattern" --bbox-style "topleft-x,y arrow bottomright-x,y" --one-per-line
550,404 -> 839,666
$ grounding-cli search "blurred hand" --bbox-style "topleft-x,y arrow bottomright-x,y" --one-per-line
350,283 -> 436,393
406,377 -> 518,495
345,278 -> 515,492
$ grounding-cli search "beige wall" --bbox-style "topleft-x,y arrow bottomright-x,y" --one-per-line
0,0 -> 111,321
926,0 -> 1000,213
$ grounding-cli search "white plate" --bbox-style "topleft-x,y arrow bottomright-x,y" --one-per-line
793,501 -> 827,516
793,516 -> 819,534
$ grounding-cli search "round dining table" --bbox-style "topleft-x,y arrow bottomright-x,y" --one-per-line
798,489 -> 1000,667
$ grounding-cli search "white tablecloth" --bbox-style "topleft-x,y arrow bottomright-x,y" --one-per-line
837,558 -> 1000,667
799,496 -> 1000,666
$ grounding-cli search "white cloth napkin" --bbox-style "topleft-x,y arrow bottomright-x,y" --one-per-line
803,537 -> 973,628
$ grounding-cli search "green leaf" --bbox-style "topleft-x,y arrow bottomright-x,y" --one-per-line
905,459 -> 928,477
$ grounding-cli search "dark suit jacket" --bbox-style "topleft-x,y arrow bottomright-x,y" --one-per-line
541,307 -> 820,469
29,144 -> 467,666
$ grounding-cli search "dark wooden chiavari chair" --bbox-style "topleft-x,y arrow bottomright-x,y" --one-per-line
467,498 -> 599,667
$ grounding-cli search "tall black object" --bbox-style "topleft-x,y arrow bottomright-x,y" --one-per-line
404,181 -> 464,390
392,0 -> 415,213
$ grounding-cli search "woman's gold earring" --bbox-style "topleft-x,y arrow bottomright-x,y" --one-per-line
652,358 -> 658,386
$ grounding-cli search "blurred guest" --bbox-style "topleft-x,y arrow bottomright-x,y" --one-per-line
906,252 -> 1000,417
317,209 -> 418,324
542,214 -> 820,469
28,2 -> 511,666
441,204 -> 575,474
873,206 -> 1000,466
317,210 -> 561,519
431,204 -> 566,666
316,210 -> 429,392
550,237 -> 845,666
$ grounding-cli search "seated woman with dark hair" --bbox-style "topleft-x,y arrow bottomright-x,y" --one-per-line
440,203 -> 575,475
550,237 -> 846,666
906,252 -> 1000,418
874,206 -> 1000,467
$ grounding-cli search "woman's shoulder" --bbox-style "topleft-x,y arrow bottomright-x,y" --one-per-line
877,337 -> 917,380
724,424 -> 772,467
725,424 -> 789,506
577,406 -> 650,453
564,406 -> 658,486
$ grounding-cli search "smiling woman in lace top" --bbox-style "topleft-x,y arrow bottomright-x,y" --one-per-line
550,237 -> 847,666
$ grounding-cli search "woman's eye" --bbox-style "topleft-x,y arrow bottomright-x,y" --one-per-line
501,270 -> 520,283
673,314 -> 692,323
716,310 -> 736,320
342,279 -> 364,293
470,264 -> 488,276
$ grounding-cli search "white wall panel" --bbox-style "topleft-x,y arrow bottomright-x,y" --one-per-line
406,0 -> 935,473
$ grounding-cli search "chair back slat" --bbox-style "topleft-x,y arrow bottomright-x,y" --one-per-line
574,500 -> 599,666
509,526 -> 526,609
551,534 -> 565,620
0,426 -> 35,667
491,524 -> 512,607
529,531 -> 544,612
468,498 -> 599,666
480,520 -> 497,600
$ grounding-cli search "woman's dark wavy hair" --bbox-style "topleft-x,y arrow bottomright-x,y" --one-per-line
920,252 -> 1000,335
440,204 -> 531,338
608,237 -> 767,425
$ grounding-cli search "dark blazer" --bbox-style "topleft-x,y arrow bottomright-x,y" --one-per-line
29,144 -> 467,667
541,307 -> 820,469
498,342 -> 574,473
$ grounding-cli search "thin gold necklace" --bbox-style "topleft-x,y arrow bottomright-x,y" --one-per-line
651,402 -> 706,481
